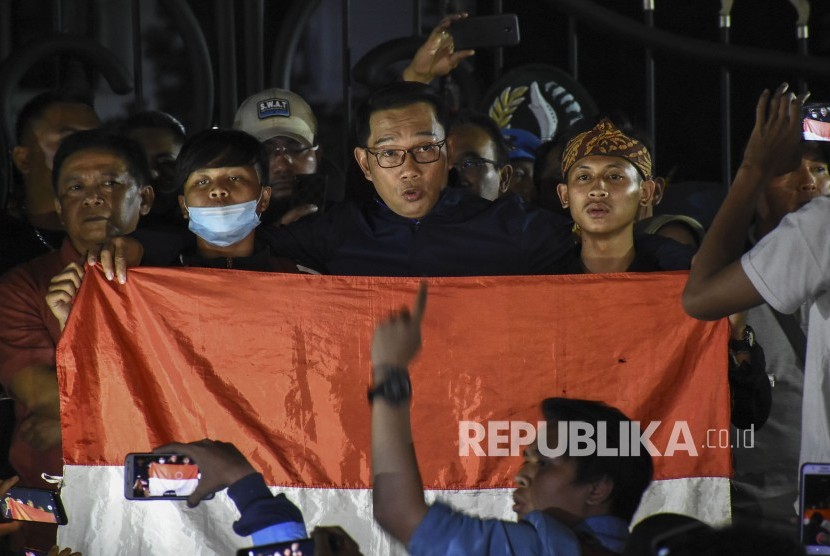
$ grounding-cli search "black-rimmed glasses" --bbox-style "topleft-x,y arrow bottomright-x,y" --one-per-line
364,139 -> 447,168
266,144 -> 318,160
454,157 -> 500,176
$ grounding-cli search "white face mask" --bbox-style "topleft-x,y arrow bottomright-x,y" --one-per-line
185,198 -> 261,247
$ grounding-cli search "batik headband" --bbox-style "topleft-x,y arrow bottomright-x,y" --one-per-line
561,118 -> 653,180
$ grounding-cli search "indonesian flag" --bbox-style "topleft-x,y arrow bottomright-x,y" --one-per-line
4,497 -> 57,523
804,118 -> 830,141
147,463 -> 199,496
56,270 -> 731,555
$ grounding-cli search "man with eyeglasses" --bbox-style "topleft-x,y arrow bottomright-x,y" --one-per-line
448,110 -> 513,201
233,88 -> 323,224
255,81 -> 572,276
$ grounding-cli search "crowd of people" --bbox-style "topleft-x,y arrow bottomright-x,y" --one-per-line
0,11 -> 828,556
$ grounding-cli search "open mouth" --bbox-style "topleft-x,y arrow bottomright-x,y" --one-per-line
83,215 -> 108,223
402,188 -> 424,202
586,203 -> 610,217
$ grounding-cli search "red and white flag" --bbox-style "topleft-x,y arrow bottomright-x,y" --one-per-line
56,270 -> 731,555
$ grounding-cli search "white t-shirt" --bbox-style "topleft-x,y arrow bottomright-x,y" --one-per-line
742,196 -> 830,467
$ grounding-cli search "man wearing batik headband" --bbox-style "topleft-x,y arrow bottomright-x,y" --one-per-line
555,118 -> 694,274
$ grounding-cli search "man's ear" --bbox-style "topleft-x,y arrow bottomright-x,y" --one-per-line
585,475 -> 614,508
139,185 -> 155,216
445,133 -> 456,165
177,194 -> 188,219
639,179 -> 656,207
556,183 -> 570,208
354,147 -> 372,182
258,185 -> 272,214
651,177 -> 666,206
499,164 -> 514,194
54,198 -> 63,223
12,146 -> 30,174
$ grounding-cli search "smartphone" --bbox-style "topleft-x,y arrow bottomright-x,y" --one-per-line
450,14 -> 521,50
801,463 -> 830,553
23,550 -> 50,556
0,486 -> 67,525
124,452 -> 211,501
802,103 -> 830,141
237,538 -> 315,556
290,174 -> 328,213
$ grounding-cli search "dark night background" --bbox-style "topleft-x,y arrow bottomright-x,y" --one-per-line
3,0 -> 830,190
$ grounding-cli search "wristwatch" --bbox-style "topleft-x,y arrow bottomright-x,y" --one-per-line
367,367 -> 412,406
729,325 -> 756,353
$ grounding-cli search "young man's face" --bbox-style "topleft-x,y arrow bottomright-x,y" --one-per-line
263,135 -> 319,200
507,159 -> 536,204
54,148 -> 153,254
450,123 -> 509,201
512,426 -> 596,521
126,127 -> 183,194
557,155 -> 653,237
763,149 -> 826,221
178,165 -> 270,214
25,102 -> 101,171
354,102 -> 449,219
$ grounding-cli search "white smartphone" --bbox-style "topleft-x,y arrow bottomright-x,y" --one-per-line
801,463 -> 830,553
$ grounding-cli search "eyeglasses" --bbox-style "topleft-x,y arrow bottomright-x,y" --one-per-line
364,140 -> 447,168
266,144 -> 318,160
454,157 -> 499,175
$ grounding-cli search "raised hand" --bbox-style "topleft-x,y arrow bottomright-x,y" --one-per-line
402,14 -> 475,84
371,282 -> 427,381
742,83 -> 810,177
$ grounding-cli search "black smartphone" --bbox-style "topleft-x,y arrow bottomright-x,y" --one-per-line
124,452 -> 212,501
803,103 -> 830,141
237,537 -> 315,556
450,14 -> 521,50
0,486 -> 67,525
290,174 -> 328,213
801,463 -> 830,554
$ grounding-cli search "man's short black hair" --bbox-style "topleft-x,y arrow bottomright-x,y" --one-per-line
175,129 -> 267,192
16,90 -> 95,144
354,82 -> 449,147
449,110 -> 510,167
541,397 -> 654,523
123,110 -> 187,142
52,129 -> 151,193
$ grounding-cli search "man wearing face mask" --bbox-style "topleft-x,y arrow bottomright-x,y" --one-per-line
174,129 -> 299,272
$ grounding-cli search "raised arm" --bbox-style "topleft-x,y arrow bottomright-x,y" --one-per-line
402,14 -> 475,84
682,84 -> 808,320
371,283 -> 429,544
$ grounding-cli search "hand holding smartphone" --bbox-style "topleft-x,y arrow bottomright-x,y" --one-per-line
449,14 -> 521,51
0,486 -> 67,525
801,463 -> 830,553
124,452 -> 211,501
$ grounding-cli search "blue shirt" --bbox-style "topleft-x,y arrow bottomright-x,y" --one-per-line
409,502 -> 629,555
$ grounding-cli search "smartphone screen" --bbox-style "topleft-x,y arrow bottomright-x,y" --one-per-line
0,486 -> 67,525
801,463 -> 830,554
237,538 -> 315,556
802,103 -> 830,141
124,453 -> 209,501
450,14 -> 521,51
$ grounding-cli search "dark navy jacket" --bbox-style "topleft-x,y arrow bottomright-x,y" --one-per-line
258,188 -> 573,276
